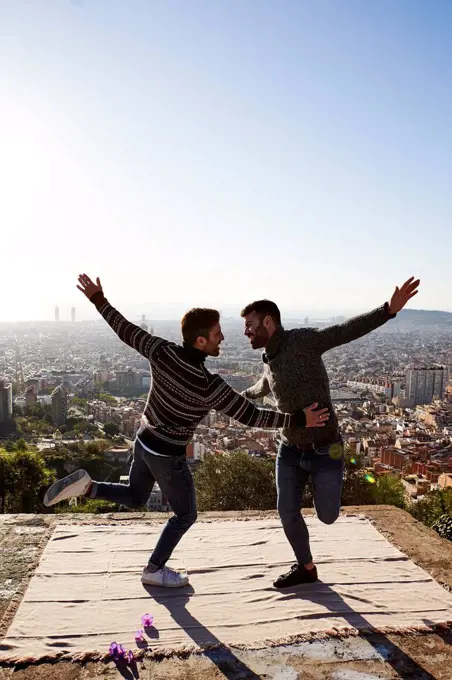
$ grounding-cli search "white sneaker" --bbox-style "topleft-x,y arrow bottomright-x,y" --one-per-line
141,566 -> 189,588
44,470 -> 92,507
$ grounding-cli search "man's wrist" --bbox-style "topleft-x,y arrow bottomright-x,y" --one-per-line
384,302 -> 397,318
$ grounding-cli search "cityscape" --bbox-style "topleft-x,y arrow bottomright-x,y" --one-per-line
1,305 -> 451,511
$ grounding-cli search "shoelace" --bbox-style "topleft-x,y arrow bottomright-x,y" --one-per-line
161,566 -> 183,584
281,564 -> 299,578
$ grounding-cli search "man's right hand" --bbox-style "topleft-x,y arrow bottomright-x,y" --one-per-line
77,274 -> 103,300
294,403 -> 330,428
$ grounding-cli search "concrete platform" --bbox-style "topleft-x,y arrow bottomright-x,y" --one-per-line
1,506 -> 452,679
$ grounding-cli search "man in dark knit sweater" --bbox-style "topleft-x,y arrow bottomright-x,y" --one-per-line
44,274 -> 329,588
241,277 -> 420,588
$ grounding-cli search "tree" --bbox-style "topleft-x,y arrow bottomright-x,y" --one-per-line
341,450 -> 375,506
104,422 -> 120,438
0,449 -> 56,513
86,439 -> 110,455
70,396 -> 88,410
55,499 -> 120,514
371,474 -> 406,509
431,514 -> 452,541
194,451 -> 277,511
29,403 -> 45,419
410,488 -> 452,527
98,393 -> 117,406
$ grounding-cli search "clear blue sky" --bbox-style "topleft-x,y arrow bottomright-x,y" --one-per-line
1,0 -> 451,321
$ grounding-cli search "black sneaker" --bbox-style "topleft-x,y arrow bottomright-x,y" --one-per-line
273,563 -> 318,589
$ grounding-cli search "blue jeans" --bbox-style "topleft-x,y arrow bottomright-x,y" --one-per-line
92,438 -> 197,569
276,440 -> 345,565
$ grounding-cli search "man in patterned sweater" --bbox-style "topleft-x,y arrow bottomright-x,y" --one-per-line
241,277 -> 420,588
44,274 -> 329,588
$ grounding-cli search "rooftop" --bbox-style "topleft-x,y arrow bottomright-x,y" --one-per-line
1,506 -> 452,680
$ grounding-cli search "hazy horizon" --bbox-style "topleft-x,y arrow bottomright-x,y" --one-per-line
1,302 -> 451,325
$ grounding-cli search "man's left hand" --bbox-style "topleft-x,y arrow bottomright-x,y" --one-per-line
388,277 -> 420,314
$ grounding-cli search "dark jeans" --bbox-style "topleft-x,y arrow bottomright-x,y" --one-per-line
276,440 -> 344,565
93,438 -> 197,569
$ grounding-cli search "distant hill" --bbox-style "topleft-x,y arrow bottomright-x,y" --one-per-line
389,309 -> 452,327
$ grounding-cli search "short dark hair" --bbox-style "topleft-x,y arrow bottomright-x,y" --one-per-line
240,299 -> 282,326
181,308 -> 220,345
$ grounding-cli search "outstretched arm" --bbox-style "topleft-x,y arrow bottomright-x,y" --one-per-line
77,274 -> 169,360
209,376 -> 329,429
311,277 -> 420,354
242,374 -> 271,400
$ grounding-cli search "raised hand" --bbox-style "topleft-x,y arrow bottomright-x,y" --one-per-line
77,274 -> 103,300
388,277 -> 420,314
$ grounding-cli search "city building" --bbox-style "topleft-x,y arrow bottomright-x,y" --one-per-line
103,447 -> 131,465
71,307 -> 76,323
51,385 -> 68,426
187,439 -> 206,461
55,306 -> 59,322
347,377 -> 401,400
115,369 -> 141,392
438,473 -> 452,489
222,374 -> 253,394
405,367 -> 447,406
0,380 -> 13,431
147,483 -> 170,511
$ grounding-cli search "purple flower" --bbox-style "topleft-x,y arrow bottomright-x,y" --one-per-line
109,642 -> 126,660
127,650 -> 135,664
141,613 -> 154,628
134,629 -> 145,643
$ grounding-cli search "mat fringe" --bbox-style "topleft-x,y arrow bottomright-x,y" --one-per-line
1,621 -> 451,666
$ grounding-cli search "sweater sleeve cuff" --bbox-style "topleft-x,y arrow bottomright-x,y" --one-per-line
90,291 -> 107,309
293,409 -> 307,428
383,302 -> 397,320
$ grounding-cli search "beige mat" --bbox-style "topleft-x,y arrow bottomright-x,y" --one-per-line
1,516 -> 452,662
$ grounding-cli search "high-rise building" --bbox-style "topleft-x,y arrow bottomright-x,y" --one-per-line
0,380 -> 13,432
116,369 -> 140,391
405,367 -> 447,406
51,385 -> 68,426
25,385 -> 38,408
71,307 -> 76,323
55,306 -> 60,322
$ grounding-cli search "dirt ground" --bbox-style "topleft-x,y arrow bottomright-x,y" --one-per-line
1,506 -> 452,680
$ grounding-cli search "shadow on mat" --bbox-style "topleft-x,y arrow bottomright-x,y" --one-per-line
282,580 -> 440,680
144,577 -> 446,680
143,584 -> 261,680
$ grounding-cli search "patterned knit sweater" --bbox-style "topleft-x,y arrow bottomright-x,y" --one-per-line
91,293 -> 295,456
243,303 -> 396,448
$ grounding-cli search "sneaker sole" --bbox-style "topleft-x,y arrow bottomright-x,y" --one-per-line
44,470 -> 91,507
141,576 -> 189,588
273,579 -> 318,589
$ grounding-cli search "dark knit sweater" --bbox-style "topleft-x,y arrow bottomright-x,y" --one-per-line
91,293 -> 296,456
243,303 -> 396,448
